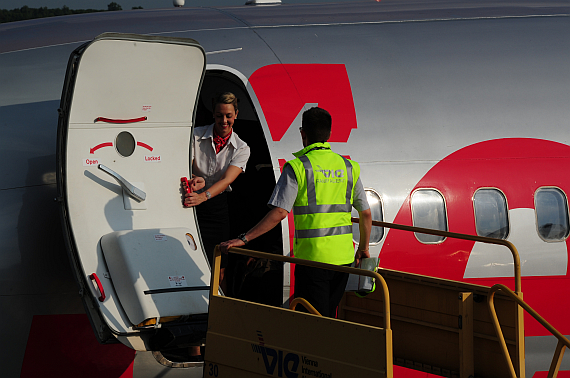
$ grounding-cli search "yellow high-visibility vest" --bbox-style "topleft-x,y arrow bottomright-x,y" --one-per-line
285,142 -> 360,265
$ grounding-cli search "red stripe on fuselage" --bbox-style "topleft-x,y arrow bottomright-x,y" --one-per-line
21,314 -> 135,378
380,138 -> 570,335
532,370 -> 570,377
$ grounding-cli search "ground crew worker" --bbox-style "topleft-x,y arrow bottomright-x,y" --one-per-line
220,107 -> 372,317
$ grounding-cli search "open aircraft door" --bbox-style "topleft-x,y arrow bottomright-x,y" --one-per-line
56,33 -> 210,353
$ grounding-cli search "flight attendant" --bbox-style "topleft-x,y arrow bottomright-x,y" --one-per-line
184,92 -> 250,292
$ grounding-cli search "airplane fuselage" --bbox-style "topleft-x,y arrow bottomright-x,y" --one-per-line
1,1 -> 569,376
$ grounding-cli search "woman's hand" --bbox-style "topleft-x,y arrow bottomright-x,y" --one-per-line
190,175 -> 206,191
184,191 -> 208,207
181,177 -> 206,207
182,176 -> 206,194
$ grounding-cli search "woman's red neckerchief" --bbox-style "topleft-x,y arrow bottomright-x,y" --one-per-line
213,129 -> 232,154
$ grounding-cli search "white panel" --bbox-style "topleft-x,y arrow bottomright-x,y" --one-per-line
464,208 -> 568,278
101,228 -> 210,326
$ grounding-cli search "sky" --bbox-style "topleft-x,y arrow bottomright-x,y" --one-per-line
1,0 -> 348,10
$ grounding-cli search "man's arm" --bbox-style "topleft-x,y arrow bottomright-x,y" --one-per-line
355,208 -> 372,266
219,207 -> 289,253
220,164 -> 295,254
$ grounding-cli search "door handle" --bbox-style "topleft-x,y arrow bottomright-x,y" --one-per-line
89,273 -> 106,302
98,164 -> 146,202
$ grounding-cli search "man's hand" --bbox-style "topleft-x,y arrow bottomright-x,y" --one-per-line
354,247 -> 370,267
219,207 -> 288,255
219,238 -> 245,254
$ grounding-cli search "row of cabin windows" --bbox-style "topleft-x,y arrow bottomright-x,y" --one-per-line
352,188 -> 570,245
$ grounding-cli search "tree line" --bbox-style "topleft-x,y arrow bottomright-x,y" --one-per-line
0,3 -> 143,23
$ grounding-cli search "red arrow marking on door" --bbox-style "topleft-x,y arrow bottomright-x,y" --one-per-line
90,142 -> 113,154
137,142 -> 153,152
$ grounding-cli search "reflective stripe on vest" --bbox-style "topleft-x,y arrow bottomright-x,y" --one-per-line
295,225 -> 353,239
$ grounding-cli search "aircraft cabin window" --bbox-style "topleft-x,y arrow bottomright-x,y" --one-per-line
352,189 -> 384,245
535,188 -> 570,241
473,189 -> 509,239
411,189 -> 447,243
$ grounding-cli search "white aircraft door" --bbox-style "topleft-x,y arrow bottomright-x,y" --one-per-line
56,33 -> 209,352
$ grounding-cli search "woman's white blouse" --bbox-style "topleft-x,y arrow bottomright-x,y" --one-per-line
192,123 -> 250,192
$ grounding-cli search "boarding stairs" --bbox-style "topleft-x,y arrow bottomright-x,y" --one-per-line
203,221 -> 570,378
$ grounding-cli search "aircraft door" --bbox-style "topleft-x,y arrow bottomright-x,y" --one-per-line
56,33 -> 209,351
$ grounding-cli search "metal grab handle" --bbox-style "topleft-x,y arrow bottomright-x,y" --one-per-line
488,284 -> 570,378
89,273 -> 106,302
98,164 -> 146,202
95,116 -> 147,124
289,297 -> 322,316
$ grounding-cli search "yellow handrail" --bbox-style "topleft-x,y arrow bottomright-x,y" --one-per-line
488,284 -> 570,378
353,218 -> 526,376
213,245 -> 391,330
289,297 -> 322,316
353,218 -> 522,294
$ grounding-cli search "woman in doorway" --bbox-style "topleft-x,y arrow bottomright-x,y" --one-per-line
184,92 -> 250,292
